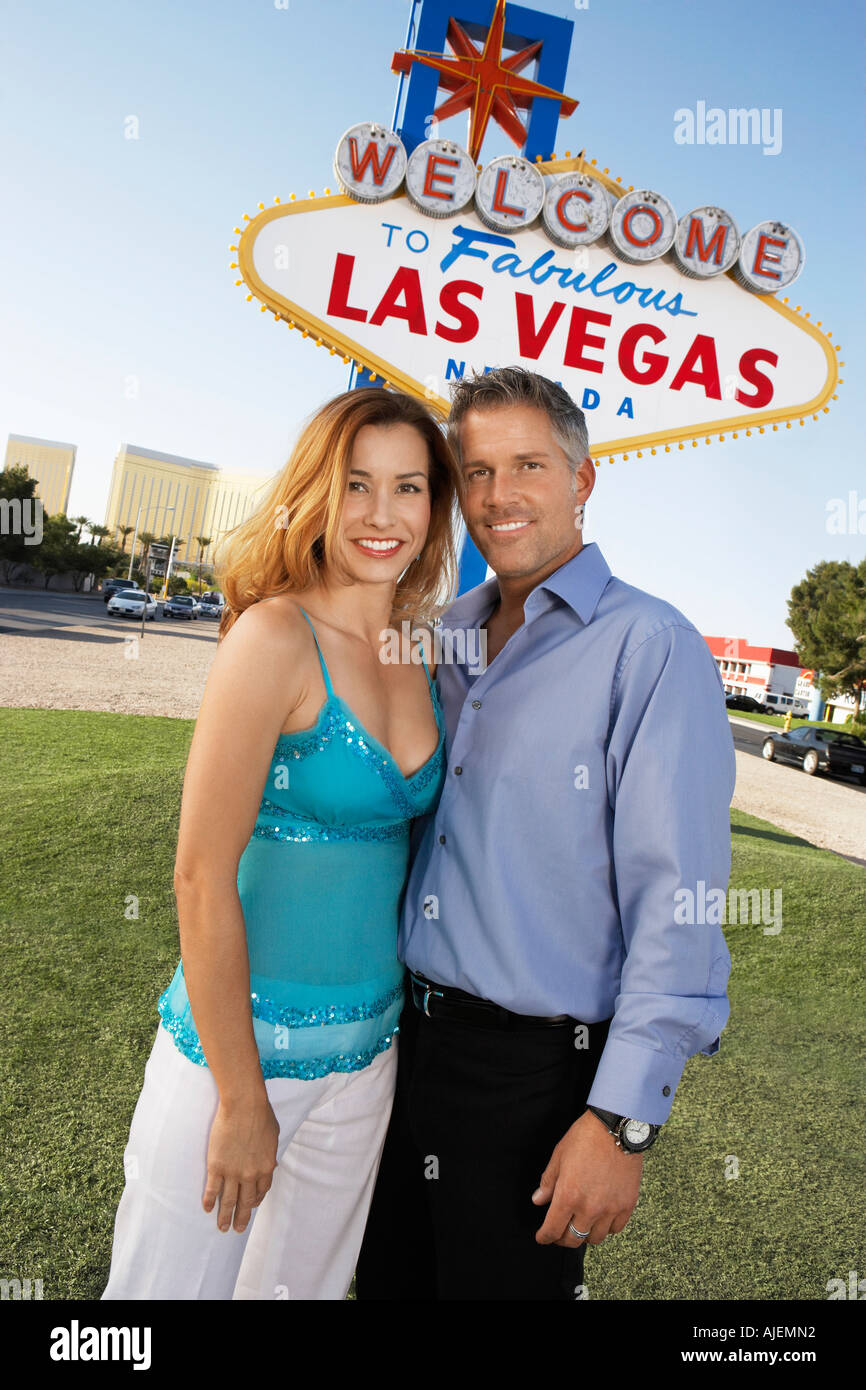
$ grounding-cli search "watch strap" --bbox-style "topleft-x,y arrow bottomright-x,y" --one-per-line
587,1105 -> 660,1152
586,1105 -> 623,1133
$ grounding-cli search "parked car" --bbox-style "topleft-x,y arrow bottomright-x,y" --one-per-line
198,595 -> 225,620
103,578 -> 143,605
107,590 -> 157,621
163,595 -> 200,620
762,691 -> 809,717
762,727 -> 866,785
726,694 -> 766,714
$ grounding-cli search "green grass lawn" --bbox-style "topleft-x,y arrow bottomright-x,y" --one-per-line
1,707 -> 863,1300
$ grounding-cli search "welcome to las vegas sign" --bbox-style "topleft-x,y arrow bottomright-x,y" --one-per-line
232,11 -> 839,464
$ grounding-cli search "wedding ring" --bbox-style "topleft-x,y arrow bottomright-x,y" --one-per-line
568,1222 -> 591,1239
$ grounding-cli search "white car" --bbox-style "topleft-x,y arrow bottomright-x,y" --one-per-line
762,692 -> 809,717
198,596 -> 224,619
108,590 -> 157,621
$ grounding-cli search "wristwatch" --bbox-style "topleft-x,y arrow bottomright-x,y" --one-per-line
586,1105 -> 660,1153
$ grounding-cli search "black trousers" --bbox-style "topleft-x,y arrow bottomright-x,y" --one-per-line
355,992 -> 611,1300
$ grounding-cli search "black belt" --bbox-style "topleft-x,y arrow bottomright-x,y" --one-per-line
409,972 -> 574,1031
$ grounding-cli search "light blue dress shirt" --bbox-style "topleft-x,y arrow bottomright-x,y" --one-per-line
399,541 -> 736,1125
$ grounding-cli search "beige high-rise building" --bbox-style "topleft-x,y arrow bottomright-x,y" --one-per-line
104,444 -> 272,568
4,434 -> 76,516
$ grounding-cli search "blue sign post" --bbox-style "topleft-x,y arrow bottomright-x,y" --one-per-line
349,0 -> 576,595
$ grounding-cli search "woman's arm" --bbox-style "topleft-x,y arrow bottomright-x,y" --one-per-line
171,600 -> 305,1232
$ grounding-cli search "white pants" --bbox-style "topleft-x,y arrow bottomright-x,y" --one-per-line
101,1024 -> 397,1300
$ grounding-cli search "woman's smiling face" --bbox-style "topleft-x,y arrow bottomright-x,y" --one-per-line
337,422 -> 433,578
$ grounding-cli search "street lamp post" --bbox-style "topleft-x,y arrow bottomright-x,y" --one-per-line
138,507 -> 175,638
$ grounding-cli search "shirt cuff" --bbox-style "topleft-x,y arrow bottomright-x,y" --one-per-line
586,1036 -> 689,1125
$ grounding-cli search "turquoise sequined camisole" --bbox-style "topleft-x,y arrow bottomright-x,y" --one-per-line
158,606 -> 446,1079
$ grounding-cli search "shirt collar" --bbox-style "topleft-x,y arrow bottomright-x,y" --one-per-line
444,541 -> 612,628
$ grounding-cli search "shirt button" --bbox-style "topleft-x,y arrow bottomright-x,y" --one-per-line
454,766 -> 462,775
471,699 -> 482,709
662,1085 -> 671,1096
438,834 -> 446,844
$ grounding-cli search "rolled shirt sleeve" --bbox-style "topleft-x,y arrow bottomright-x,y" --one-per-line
587,622 -> 737,1125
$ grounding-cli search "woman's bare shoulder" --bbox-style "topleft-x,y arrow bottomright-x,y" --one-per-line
225,595 -> 312,653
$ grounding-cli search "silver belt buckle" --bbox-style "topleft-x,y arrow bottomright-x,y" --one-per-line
412,975 -> 441,1017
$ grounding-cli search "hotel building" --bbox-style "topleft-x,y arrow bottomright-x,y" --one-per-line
103,444 -> 273,567
4,434 -> 76,516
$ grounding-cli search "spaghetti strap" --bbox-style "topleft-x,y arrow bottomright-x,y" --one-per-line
297,607 -> 335,698
419,649 -> 435,695
417,626 -> 436,696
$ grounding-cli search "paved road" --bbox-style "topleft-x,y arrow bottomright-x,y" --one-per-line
727,714 -> 865,798
0,586 -> 219,645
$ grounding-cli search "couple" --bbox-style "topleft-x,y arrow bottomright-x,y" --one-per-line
102,366 -> 735,1301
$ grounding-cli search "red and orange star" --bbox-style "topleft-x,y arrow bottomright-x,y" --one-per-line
392,0 -> 577,162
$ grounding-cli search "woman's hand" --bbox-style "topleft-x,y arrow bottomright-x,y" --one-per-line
203,1094 -> 280,1233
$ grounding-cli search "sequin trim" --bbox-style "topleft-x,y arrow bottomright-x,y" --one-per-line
405,747 -> 443,794
157,977 -> 403,1034
158,1006 -> 399,1079
249,979 -> 404,1027
272,697 -> 444,821
254,798 -> 410,843
273,703 -> 344,759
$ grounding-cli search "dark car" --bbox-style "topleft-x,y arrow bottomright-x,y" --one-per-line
726,694 -> 766,714
163,595 -> 200,621
103,577 -> 143,604
762,727 -> 866,785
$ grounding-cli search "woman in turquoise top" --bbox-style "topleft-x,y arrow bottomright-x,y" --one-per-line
102,387 -> 459,1300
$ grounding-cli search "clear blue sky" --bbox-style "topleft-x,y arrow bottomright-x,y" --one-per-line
1,0 -> 862,646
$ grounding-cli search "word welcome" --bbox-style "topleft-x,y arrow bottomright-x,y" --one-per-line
335,122 -> 803,293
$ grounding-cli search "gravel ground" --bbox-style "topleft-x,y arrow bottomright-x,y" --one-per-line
1,615 -> 864,861
0,617 -> 216,720
730,743 -> 866,861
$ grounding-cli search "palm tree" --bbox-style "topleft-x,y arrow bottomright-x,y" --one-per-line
195,535 -> 212,593
117,525 -> 135,552
89,524 -> 111,547
72,515 -> 91,541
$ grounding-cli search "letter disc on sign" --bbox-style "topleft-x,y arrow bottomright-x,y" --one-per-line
475,155 -> 545,232
673,206 -> 741,278
542,173 -> 612,248
609,189 -> 678,262
406,139 -> 477,217
334,122 -> 407,203
734,221 -> 805,293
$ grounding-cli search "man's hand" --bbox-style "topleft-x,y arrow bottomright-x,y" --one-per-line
532,1109 -> 643,1246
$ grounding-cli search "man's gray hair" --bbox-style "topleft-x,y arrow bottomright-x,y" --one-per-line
447,366 -> 590,472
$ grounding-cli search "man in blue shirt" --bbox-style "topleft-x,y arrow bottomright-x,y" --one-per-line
356,366 -> 735,1300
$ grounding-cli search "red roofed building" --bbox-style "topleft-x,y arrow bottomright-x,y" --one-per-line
704,637 -> 865,723
704,635 -> 807,710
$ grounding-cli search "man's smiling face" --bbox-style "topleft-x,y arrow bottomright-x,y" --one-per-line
457,403 -> 594,582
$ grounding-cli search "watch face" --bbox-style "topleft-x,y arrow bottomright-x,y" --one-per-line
623,1119 -> 652,1147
